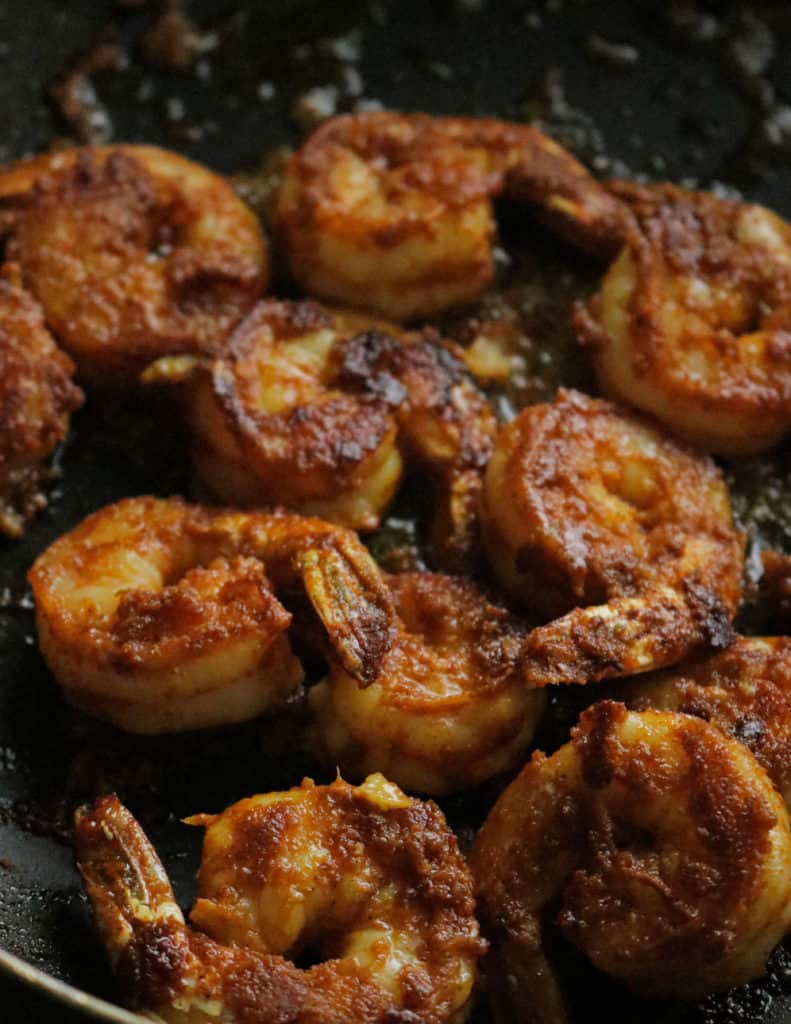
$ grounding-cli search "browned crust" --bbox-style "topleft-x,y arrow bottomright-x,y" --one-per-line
620,637 -> 791,801
192,777 -> 484,1021
560,705 -> 779,975
523,582 -> 736,688
28,496 -> 394,685
472,703 -> 788,1005
205,302 -> 401,501
0,266 -> 83,535
2,147 -> 266,379
278,112 -> 627,259
487,388 -> 743,620
110,557 -> 292,670
76,783 -> 483,1024
194,298 -> 494,563
578,180 -> 791,415
379,571 -> 528,709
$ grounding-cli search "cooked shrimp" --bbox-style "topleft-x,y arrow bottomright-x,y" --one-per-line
74,776 -> 484,1023
0,145 -> 267,382
481,389 -> 744,685
619,636 -> 791,807
275,112 -> 626,320
146,299 -> 496,570
471,701 -> 791,1023
576,180 -> 791,454
28,496 -> 393,733
759,549 -> 791,631
308,571 -> 546,795
0,265 -> 82,536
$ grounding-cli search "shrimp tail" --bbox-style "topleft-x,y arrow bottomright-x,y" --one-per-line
507,126 -> 628,260
524,586 -> 735,687
296,532 -> 395,685
484,938 -> 570,1024
74,796 -> 198,1010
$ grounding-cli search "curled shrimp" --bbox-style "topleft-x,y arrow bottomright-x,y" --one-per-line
575,181 -> 791,455
308,571 -> 546,795
471,701 -> 791,1023
0,264 -> 82,536
28,496 -> 393,734
619,636 -> 791,807
0,145 -> 268,382
274,112 -> 626,320
146,299 -> 496,570
481,389 -> 744,685
74,776 -> 484,1023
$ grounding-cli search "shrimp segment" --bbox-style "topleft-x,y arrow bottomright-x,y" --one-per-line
576,181 -> 791,454
147,299 -> 496,569
308,571 -> 546,795
75,777 -> 484,1023
0,145 -> 267,381
481,389 -> 743,685
275,112 -> 626,319
0,265 -> 82,536
471,702 -> 791,1022
620,636 -> 791,807
28,497 -> 393,733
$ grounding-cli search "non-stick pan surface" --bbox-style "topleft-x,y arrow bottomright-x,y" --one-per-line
2,2 -> 791,1022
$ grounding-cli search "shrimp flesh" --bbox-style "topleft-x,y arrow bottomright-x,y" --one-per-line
275,112 -> 627,320
471,701 -> 791,1022
74,776 -> 484,1022
0,145 -> 268,382
481,389 -> 744,685
0,264 -> 82,536
620,636 -> 791,807
145,299 -> 496,570
308,571 -> 546,795
28,496 -> 393,734
576,181 -> 791,454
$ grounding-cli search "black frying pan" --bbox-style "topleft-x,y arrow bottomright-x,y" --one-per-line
2,2 -> 791,1022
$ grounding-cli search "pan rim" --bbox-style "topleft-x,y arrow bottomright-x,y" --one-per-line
0,947 -> 145,1023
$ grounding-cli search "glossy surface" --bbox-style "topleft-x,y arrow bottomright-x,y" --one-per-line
3,3 -> 791,1024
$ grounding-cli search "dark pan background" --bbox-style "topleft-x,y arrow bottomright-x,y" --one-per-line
2,2 -> 791,1022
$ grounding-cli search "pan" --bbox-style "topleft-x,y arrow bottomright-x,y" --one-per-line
2,1 -> 791,1022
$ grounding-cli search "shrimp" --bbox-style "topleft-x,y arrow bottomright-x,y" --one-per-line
481,389 -> 744,685
0,264 -> 82,536
0,145 -> 267,382
575,180 -> 791,455
145,299 -> 496,570
619,636 -> 791,807
28,496 -> 393,734
759,549 -> 791,631
74,776 -> 485,1023
471,701 -> 791,1023
308,571 -> 546,795
274,112 -> 627,320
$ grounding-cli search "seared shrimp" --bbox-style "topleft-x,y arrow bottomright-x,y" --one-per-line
620,636 -> 791,807
146,299 -> 496,569
759,549 -> 791,631
471,702 -> 791,1023
481,389 -> 743,685
275,112 -> 626,320
0,145 -> 267,381
576,181 -> 791,454
308,571 -> 546,795
28,496 -> 393,733
75,777 -> 484,1023
0,265 -> 82,536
